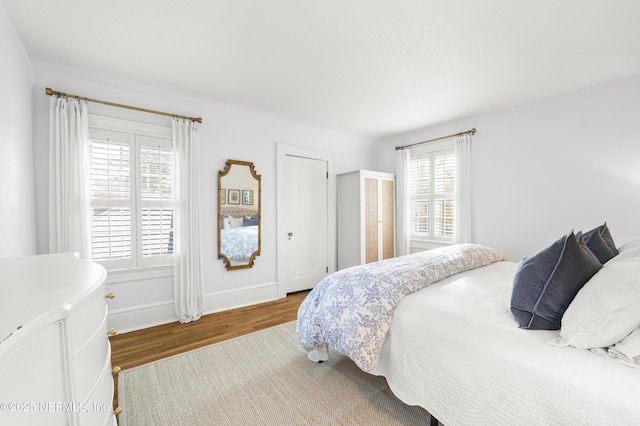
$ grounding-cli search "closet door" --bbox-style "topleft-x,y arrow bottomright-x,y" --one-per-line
364,177 -> 379,263
282,154 -> 329,293
381,178 -> 395,261
364,173 -> 395,264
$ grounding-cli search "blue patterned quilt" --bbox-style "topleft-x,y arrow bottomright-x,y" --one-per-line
221,225 -> 258,261
296,243 -> 506,371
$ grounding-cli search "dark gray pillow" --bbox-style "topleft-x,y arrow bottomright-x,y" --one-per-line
583,222 -> 618,263
510,231 -> 602,330
243,215 -> 258,226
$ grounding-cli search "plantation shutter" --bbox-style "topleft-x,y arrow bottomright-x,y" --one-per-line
434,152 -> 455,238
409,157 -> 430,236
89,130 -> 132,265
139,140 -> 174,259
88,125 -> 174,270
408,145 -> 456,243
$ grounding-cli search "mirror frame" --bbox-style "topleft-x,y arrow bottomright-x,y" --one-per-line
217,159 -> 261,270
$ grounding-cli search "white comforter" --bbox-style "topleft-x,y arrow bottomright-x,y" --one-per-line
370,261 -> 640,426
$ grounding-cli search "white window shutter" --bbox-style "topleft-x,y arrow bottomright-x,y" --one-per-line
408,144 -> 456,243
88,120 -> 174,270
89,139 -> 132,261
139,145 -> 174,259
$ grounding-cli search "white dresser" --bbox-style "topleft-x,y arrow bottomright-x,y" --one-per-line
0,253 -> 119,426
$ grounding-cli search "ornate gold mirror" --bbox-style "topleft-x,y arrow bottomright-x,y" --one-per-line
218,160 -> 261,270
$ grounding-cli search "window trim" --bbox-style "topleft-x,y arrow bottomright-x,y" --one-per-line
88,115 -> 174,282
105,264 -> 173,284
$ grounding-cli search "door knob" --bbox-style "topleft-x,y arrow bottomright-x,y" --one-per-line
288,232 -> 293,240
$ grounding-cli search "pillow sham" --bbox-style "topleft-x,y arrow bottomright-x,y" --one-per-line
583,222 -> 618,264
608,325 -> 640,367
609,240 -> 640,262
243,214 -> 258,226
554,258 -> 640,349
223,216 -> 244,229
618,240 -> 640,253
510,231 -> 602,330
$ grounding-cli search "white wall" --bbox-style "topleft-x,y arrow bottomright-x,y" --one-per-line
0,4 -> 36,258
30,61 -> 376,331
373,75 -> 640,261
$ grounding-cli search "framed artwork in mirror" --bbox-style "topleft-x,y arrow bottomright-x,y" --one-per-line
228,189 -> 240,204
242,190 -> 253,205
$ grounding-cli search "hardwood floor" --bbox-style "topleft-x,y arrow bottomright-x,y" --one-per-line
109,290 -> 309,408
110,290 -> 309,370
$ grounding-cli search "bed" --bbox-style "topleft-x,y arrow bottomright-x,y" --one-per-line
220,225 -> 258,262
220,207 -> 258,264
296,232 -> 640,425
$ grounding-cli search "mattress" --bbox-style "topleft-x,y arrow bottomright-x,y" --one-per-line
369,261 -> 640,426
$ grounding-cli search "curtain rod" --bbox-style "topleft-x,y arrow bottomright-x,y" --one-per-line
395,127 -> 476,150
45,87 -> 203,123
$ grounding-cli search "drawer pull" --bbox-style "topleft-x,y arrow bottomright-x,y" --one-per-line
107,328 -> 118,336
115,407 -> 123,416
105,292 -> 116,299
112,366 -> 122,374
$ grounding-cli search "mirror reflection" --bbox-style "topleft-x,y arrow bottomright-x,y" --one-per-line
218,160 -> 261,270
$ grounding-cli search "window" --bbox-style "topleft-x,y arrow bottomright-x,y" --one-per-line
88,116 -> 174,279
409,139 -> 456,244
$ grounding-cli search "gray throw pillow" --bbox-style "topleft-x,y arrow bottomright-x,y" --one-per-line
583,222 -> 618,264
510,231 -> 602,330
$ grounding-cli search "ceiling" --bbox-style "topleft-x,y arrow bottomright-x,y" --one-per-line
5,0 -> 640,137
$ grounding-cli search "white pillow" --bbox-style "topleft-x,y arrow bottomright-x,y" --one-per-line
618,240 -> 640,253
225,216 -> 244,228
609,240 -> 640,263
555,258 -> 640,349
609,326 -> 640,364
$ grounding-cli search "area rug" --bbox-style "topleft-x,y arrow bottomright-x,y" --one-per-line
118,321 -> 442,425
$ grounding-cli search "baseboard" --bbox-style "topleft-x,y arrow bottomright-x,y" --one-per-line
108,282 -> 279,334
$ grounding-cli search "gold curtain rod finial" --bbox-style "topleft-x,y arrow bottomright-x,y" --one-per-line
45,87 -> 53,96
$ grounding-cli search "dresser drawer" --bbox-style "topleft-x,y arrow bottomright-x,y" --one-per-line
69,286 -> 109,356
77,366 -> 114,426
73,312 -> 110,402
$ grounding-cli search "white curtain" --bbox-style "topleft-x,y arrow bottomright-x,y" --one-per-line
454,133 -> 472,243
395,147 -> 411,256
172,118 -> 204,323
49,96 -> 91,258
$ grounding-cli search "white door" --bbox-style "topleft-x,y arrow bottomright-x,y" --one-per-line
277,144 -> 335,297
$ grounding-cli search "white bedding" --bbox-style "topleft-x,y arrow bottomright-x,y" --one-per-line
370,261 -> 640,426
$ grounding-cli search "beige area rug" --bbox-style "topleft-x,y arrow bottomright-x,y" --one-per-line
118,321 -> 442,425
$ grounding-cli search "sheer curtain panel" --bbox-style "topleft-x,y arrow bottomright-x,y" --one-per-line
395,148 -> 411,256
454,133 -> 472,243
172,118 -> 204,323
49,96 -> 91,258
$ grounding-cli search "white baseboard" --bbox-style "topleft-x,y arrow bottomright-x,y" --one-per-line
108,282 -> 280,334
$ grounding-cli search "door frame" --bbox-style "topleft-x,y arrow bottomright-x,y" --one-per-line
276,143 -> 336,298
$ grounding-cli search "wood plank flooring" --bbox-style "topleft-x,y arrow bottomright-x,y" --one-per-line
110,290 -> 309,369
109,290 -> 309,409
